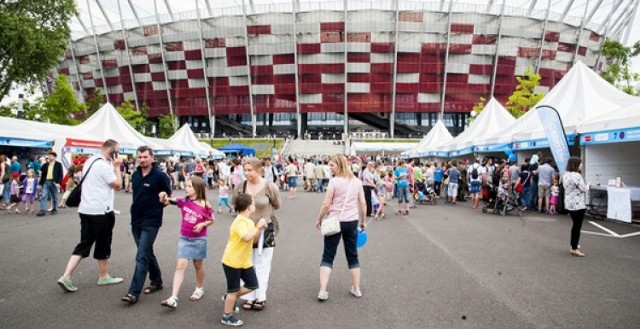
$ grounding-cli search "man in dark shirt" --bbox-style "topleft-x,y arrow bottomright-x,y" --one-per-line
121,146 -> 172,304
37,151 -> 63,216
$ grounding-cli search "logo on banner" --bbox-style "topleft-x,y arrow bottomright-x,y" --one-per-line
584,135 -> 592,142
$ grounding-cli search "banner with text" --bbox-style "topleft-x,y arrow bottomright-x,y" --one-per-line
536,105 -> 571,175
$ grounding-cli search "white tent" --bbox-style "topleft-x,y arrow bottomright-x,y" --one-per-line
200,142 -> 226,159
411,120 -> 454,157
0,116 -> 54,148
350,142 -> 416,155
168,124 -> 211,158
578,101 -> 640,188
437,97 -> 515,156
474,61 -> 640,151
76,103 -> 163,153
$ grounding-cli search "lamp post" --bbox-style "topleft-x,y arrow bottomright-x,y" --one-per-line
468,110 -> 478,127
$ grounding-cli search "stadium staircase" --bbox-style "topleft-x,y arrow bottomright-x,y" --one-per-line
285,140 -> 345,157
348,113 -> 422,136
216,116 -> 252,136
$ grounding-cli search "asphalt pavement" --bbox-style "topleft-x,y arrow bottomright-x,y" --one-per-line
1,189 -> 639,329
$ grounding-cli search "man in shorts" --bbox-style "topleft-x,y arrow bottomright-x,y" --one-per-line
57,139 -> 124,292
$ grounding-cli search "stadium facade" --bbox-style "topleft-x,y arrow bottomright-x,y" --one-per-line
56,0 -> 639,138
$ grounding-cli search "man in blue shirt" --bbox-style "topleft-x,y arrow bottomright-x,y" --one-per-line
121,146 -> 172,305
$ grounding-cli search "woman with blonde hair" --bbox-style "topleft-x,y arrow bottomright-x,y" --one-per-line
231,157 -> 281,310
314,154 -> 366,301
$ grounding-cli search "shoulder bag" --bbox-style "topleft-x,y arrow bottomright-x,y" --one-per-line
321,179 -> 354,236
65,159 -> 102,208
243,180 -> 278,248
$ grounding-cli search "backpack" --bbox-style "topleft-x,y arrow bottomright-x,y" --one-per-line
471,165 -> 479,180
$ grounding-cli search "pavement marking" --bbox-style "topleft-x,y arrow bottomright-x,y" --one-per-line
582,221 -> 640,239
589,221 -> 620,237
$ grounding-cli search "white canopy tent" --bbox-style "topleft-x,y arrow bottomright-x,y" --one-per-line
410,120 -> 454,158
437,97 -> 515,157
578,101 -> 640,187
350,142 -> 416,156
0,116 -> 54,148
169,124 -> 211,158
200,142 -> 226,159
76,103 -> 163,153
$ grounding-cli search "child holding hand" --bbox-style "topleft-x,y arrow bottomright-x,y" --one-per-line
158,176 -> 214,309
220,193 -> 267,326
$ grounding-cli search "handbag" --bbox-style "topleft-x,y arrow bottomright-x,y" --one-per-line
321,179 -> 354,236
515,182 -> 523,193
243,181 -> 279,248
65,159 -> 101,208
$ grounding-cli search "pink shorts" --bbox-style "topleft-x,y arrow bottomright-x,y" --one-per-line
549,195 -> 558,205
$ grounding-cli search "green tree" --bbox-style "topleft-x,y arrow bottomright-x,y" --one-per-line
84,89 -> 104,118
467,97 -> 486,126
600,39 -> 640,95
506,68 -> 544,118
0,0 -> 77,102
0,98 -> 46,121
116,99 -> 148,133
43,75 -> 84,125
158,114 -> 177,138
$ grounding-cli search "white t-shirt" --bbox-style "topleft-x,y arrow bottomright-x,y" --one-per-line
78,155 -> 117,215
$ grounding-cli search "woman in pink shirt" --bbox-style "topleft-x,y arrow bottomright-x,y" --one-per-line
315,154 -> 367,301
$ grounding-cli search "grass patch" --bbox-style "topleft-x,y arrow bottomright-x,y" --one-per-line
200,138 -> 284,158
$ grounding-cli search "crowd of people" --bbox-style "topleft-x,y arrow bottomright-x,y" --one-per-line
1,143 -> 593,326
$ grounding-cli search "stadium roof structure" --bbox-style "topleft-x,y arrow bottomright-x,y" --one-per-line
72,0 -> 639,42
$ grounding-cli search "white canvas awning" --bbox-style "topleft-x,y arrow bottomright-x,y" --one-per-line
169,124 -> 211,158
409,120 -> 454,157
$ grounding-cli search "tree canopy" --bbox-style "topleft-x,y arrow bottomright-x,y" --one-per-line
506,68 -> 544,118
600,39 -> 640,95
42,75 -> 84,125
0,0 -> 76,103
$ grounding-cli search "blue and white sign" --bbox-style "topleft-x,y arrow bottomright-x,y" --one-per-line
580,128 -> 640,145
0,138 -> 52,148
536,105 -> 571,175
448,146 -> 474,157
474,143 -> 512,153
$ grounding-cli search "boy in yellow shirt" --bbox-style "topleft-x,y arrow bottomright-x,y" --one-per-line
221,193 -> 266,326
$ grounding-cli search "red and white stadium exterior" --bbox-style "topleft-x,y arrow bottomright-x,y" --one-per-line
56,0 -> 639,137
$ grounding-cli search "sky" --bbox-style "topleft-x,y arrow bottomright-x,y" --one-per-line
3,0 -> 640,106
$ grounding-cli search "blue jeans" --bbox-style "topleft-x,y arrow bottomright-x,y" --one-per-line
316,178 -> 324,192
128,226 -> 162,296
40,181 -> 59,211
527,184 -> 538,209
520,187 -> 531,208
2,181 -> 10,204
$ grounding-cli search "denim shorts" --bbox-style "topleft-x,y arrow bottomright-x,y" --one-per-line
288,176 -> 298,188
447,183 -> 459,196
470,181 -> 481,194
397,186 -> 410,203
177,236 -> 208,260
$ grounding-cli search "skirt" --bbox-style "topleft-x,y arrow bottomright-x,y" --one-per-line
177,236 -> 208,260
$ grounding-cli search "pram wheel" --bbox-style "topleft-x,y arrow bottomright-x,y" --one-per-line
482,208 -> 487,213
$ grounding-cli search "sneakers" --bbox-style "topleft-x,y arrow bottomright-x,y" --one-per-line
221,314 -> 243,326
36,210 -> 46,217
57,276 -> 78,292
97,276 -> 124,286
350,286 -> 362,298
221,295 -> 240,313
317,290 -> 329,301
50,209 -> 58,215
570,249 -> 586,257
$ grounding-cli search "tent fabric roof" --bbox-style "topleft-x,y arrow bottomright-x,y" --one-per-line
76,103 -> 162,151
0,117 -> 56,142
437,97 -> 515,154
406,120 -> 453,157
578,101 -> 640,134
487,62 -> 639,146
168,124 -> 210,157
352,142 -> 416,153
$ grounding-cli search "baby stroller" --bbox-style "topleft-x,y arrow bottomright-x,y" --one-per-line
482,186 -> 523,216
412,181 -> 437,205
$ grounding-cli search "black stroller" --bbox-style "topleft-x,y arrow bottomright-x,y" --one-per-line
482,185 -> 523,217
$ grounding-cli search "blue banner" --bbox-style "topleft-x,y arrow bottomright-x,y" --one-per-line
580,128 -> 640,145
0,138 -> 52,148
536,105 -> 571,175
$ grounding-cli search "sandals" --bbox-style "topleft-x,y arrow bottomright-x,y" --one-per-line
161,296 -> 178,309
242,300 -> 265,311
121,293 -> 138,304
190,287 -> 204,301
143,284 -> 163,294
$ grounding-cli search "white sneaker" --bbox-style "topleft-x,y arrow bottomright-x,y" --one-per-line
317,290 -> 329,301
350,286 -> 362,298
